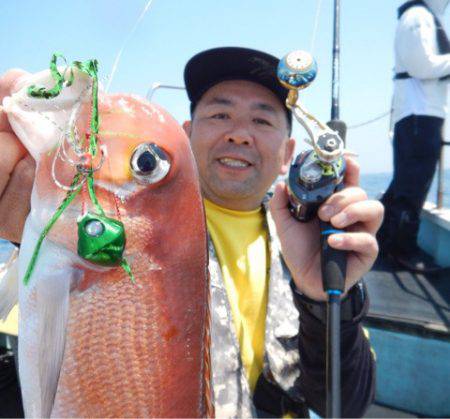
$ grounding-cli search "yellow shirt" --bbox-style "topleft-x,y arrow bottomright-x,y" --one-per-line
204,198 -> 269,392
0,305 -> 18,336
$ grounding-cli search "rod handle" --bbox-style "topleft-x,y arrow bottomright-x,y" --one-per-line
320,220 -> 346,293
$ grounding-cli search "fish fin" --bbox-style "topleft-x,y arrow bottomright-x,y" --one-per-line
0,247 -> 19,321
2,67 -> 92,160
36,259 -> 76,418
19,220 -> 80,417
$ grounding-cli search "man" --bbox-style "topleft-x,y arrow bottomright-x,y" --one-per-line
0,47 -> 382,417
379,0 -> 450,272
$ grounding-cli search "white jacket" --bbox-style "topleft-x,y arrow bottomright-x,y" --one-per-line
392,0 -> 450,123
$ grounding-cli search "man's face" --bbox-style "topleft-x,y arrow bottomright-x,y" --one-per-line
184,80 -> 295,210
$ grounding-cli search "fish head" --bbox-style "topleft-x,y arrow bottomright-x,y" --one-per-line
5,71 -> 203,270
38,92 -> 202,271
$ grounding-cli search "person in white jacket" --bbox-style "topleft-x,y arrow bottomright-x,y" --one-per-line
379,0 -> 450,272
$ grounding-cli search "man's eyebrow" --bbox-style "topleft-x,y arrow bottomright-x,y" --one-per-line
252,102 -> 277,114
203,96 -> 277,114
203,96 -> 234,106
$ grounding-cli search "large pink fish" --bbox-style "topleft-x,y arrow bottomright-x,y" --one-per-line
1,66 -> 212,417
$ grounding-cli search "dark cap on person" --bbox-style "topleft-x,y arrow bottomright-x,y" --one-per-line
184,47 -> 292,131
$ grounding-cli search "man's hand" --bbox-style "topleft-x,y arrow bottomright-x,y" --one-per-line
0,70 -> 35,243
269,157 -> 383,302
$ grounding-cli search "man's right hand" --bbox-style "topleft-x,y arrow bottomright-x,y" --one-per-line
0,70 -> 35,243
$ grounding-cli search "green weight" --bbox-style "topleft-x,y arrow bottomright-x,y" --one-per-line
77,212 -> 125,266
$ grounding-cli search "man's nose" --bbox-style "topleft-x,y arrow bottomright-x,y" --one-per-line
224,120 -> 254,146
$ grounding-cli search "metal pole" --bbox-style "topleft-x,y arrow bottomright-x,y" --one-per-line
437,143 -> 445,209
146,83 -> 185,102
331,0 -> 340,121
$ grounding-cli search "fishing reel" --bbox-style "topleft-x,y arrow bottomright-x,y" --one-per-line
277,50 -> 346,222
278,49 -> 352,419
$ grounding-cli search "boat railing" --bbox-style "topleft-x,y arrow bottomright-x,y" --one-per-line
146,83 -> 185,102
437,140 -> 450,209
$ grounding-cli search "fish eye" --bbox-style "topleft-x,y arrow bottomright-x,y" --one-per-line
130,143 -> 171,184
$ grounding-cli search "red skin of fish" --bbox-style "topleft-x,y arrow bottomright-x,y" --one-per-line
33,95 -> 210,417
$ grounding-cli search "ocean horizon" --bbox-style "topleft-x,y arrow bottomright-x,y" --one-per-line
359,168 -> 450,207
1,169 -> 450,262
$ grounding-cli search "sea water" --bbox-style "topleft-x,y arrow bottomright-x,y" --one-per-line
359,168 -> 450,207
1,169 -> 450,261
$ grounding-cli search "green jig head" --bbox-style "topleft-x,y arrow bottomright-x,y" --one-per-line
77,212 -> 125,266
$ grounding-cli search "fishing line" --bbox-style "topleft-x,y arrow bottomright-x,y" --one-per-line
310,0 -> 323,54
105,0 -> 155,92
51,143 -> 86,191
347,111 -> 390,129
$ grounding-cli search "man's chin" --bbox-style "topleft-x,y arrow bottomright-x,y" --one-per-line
208,180 -> 259,201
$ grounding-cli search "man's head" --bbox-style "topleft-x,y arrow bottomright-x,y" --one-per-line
183,47 -> 295,210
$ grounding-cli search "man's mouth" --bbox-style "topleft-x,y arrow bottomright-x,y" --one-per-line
218,157 -> 252,168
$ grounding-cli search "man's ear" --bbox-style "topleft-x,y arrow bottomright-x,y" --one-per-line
182,120 -> 192,137
279,138 -> 296,176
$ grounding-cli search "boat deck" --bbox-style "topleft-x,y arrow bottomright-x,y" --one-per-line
364,254 -> 450,336
363,254 -> 450,418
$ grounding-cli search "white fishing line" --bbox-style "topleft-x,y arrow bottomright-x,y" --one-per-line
310,0 -> 323,54
106,0 -> 155,92
347,111 -> 390,129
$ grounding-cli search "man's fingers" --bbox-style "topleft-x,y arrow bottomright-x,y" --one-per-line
329,200 -> 384,235
0,155 -> 35,243
0,69 -> 29,132
0,69 -> 29,100
0,132 -> 28,195
0,111 -> 12,133
318,186 -> 368,221
328,231 -> 379,258
343,156 -> 360,187
269,181 -> 289,211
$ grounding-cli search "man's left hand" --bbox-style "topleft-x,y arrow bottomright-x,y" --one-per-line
269,156 -> 384,302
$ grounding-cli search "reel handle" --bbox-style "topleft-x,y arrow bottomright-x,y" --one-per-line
327,119 -> 347,144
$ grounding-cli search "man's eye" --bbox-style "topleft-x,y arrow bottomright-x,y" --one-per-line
254,118 -> 272,126
211,113 -> 230,120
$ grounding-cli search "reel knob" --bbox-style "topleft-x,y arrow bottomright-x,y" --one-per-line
277,50 -> 318,90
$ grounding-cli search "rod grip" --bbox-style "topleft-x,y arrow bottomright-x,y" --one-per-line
320,220 -> 346,293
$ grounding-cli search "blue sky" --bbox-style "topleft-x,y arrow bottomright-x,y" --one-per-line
1,0 -> 449,173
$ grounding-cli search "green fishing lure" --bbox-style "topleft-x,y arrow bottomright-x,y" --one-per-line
22,53 -> 134,285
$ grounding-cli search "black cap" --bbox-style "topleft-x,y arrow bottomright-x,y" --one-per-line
184,47 -> 292,131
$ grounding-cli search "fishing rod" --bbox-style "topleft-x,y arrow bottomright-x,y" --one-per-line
328,0 -> 347,146
325,3 -> 346,416
277,49 -> 346,418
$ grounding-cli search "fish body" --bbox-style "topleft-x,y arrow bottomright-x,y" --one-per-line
3,68 -> 210,417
